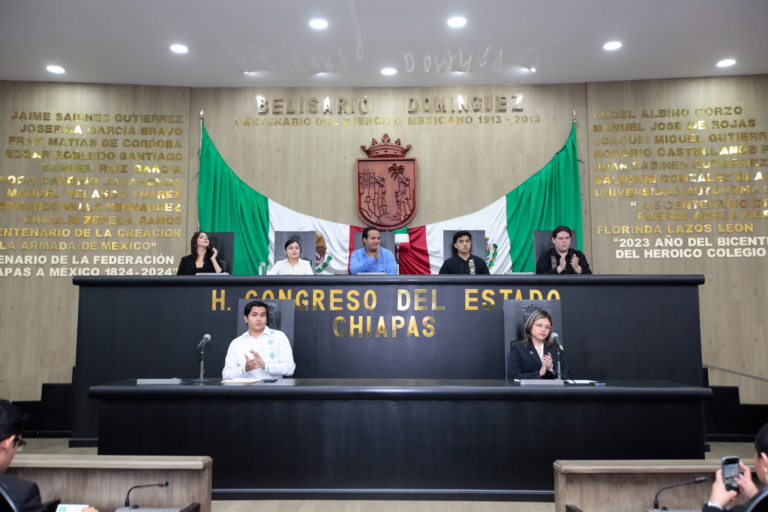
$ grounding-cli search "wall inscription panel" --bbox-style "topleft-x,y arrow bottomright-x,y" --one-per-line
0,82 -> 190,400
587,76 -> 768,403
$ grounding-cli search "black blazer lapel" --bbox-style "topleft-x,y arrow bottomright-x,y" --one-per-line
525,345 -> 542,369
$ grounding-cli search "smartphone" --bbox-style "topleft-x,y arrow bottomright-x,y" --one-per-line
722,455 -> 740,492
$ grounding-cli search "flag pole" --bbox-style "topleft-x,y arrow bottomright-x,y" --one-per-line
199,110 -> 204,154
198,110 -> 204,231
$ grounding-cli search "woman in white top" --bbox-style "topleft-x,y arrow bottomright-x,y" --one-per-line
268,238 -> 315,275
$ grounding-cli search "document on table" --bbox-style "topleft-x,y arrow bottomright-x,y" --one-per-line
222,378 -> 263,384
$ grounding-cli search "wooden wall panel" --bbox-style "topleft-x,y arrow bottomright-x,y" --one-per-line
0,82 -> 191,401
3,76 -> 767,408
187,84 -> 591,246
586,75 -> 768,403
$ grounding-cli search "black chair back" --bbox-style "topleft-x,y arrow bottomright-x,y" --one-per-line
744,486 -> 768,512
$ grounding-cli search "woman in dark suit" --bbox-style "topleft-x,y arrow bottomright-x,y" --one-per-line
176,231 -> 223,275
507,309 -> 572,380
704,423 -> 768,511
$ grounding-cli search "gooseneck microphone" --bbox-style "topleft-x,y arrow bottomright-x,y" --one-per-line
124,481 -> 169,508
552,333 -> 564,379
652,476 -> 706,510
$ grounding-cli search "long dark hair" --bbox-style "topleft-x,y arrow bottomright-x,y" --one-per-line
190,231 -> 213,260
522,309 -> 554,348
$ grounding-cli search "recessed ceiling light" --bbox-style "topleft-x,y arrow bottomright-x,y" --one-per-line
46,65 -> 65,74
381,68 -> 397,75
309,19 -> 328,29
530,67 -> 537,73
170,44 -> 188,54
717,59 -> 736,68
603,41 -> 622,51
447,17 -> 467,28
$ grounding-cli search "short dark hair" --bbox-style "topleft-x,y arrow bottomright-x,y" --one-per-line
285,236 -> 301,251
552,226 -> 572,238
755,423 -> 768,456
453,230 -> 471,244
0,400 -> 28,442
244,300 -> 269,318
362,227 -> 379,240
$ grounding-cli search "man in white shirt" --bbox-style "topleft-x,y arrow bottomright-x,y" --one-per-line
222,300 -> 296,380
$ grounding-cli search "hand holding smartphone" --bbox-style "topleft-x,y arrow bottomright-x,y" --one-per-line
722,456 -> 740,492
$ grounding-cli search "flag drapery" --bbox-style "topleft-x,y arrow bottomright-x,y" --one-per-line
198,124 -> 581,275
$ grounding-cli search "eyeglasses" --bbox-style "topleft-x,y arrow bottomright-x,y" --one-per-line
13,437 -> 27,452
533,323 -> 552,330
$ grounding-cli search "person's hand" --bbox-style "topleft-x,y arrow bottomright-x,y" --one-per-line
735,462 -> 759,500
540,353 -> 553,376
558,253 -> 567,273
82,508 -> 99,512
250,349 -> 265,370
211,247 -> 218,259
244,352 -> 258,372
374,249 -> 380,260
709,469 -> 738,507
570,254 -> 581,274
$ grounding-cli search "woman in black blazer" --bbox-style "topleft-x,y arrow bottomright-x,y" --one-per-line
177,231 -> 223,276
507,309 -> 572,380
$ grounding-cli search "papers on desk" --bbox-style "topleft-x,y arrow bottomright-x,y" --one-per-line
513,379 -> 596,385
222,378 -> 263,384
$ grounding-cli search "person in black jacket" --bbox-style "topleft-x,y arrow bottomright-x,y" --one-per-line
0,401 -> 97,512
535,226 -> 591,275
507,309 -> 572,380
439,231 -> 490,275
177,231 -> 223,275
703,423 -> 768,511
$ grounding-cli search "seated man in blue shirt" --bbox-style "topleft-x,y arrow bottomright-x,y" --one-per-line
349,227 -> 397,275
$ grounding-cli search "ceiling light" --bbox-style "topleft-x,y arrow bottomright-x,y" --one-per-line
170,44 -> 188,54
46,65 -> 65,74
530,67 -> 536,73
717,59 -> 736,68
603,41 -> 622,51
447,17 -> 467,28
381,68 -> 397,75
309,19 -> 328,29
456,66 -> 467,73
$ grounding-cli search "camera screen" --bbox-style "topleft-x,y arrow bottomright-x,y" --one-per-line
724,462 -> 739,481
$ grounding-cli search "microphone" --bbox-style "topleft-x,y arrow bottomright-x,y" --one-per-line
196,334 -> 211,350
124,481 -> 169,508
652,476 -> 706,509
552,333 -> 564,380
551,332 -> 564,352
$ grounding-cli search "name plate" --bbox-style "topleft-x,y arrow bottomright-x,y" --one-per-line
137,378 -> 182,385
519,379 -> 565,386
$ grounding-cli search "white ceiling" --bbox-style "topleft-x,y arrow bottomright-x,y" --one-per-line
1,0 -> 766,89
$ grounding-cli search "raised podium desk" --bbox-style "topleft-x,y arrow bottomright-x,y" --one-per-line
90,379 -> 711,501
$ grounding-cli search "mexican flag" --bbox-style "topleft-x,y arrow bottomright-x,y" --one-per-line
198,124 -> 581,275
397,124 -> 582,274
